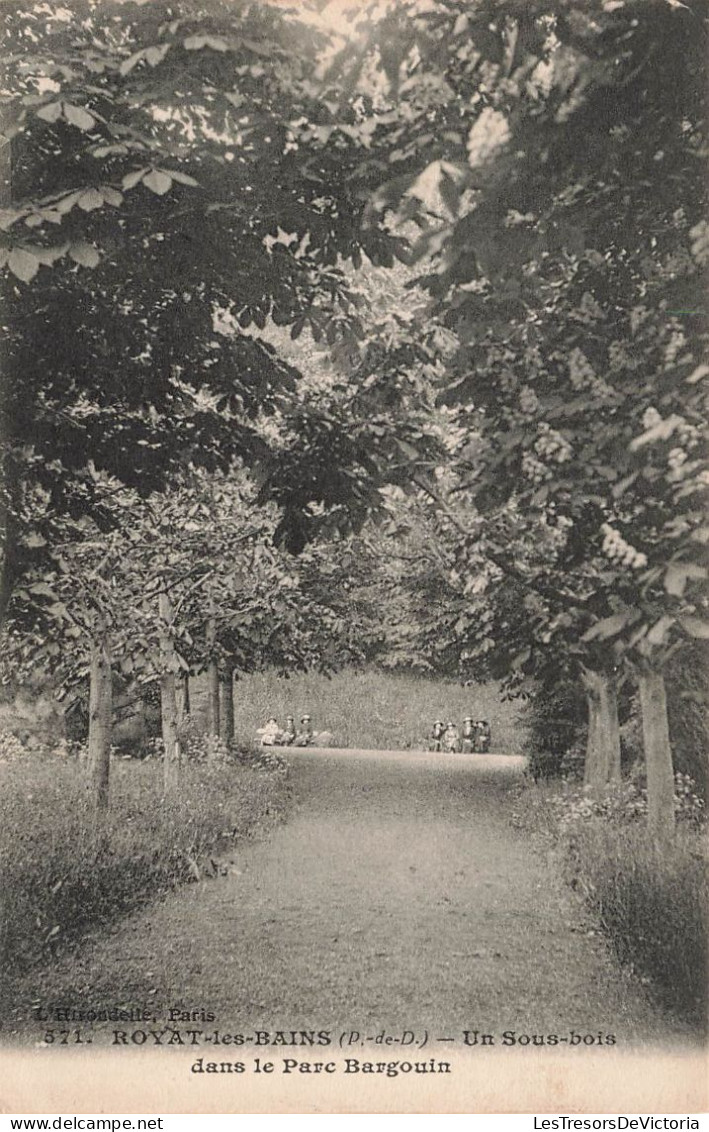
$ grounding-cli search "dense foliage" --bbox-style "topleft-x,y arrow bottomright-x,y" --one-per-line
0,0 -> 706,839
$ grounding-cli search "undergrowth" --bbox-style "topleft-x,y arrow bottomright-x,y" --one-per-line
0,735 -> 290,981
512,777 -> 707,1028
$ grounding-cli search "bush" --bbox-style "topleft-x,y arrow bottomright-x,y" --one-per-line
521,676 -> 586,781
550,774 -> 705,829
0,737 -> 290,981
173,714 -> 232,763
511,778 -> 707,1026
144,714 -> 290,775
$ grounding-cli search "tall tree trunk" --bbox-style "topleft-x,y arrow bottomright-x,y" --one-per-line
582,670 -> 603,788
88,634 -> 112,811
582,667 -> 621,787
206,612 -> 220,736
159,591 -> 180,791
638,665 -> 675,841
178,672 -> 190,722
221,667 -> 234,744
598,675 -> 621,782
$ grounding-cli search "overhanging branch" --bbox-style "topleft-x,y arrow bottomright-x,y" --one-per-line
411,474 -> 589,612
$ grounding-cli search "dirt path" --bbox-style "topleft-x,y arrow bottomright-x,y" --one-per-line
4,750 -> 697,1047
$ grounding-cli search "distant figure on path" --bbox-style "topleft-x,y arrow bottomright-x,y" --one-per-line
294,715 -> 314,746
442,721 -> 460,753
461,717 -> 475,753
281,716 -> 296,746
258,717 -> 281,746
475,720 -> 491,753
429,720 -> 444,752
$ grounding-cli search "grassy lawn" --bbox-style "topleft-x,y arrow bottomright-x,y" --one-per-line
191,668 -> 526,752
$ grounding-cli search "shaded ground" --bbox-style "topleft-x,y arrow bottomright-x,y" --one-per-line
2,749 -> 698,1047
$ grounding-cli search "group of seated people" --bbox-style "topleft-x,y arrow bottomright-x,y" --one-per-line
255,714 -> 490,753
430,718 -> 491,753
256,715 -> 314,747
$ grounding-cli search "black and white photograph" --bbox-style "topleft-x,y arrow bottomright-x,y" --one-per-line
0,0 -> 706,1115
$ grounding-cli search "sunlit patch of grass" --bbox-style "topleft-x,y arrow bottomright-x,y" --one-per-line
190,668 -> 525,752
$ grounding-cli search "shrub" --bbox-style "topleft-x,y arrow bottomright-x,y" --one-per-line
172,714 -> 290,775
521,676 -> 586,781
550,775 -> 705,830
0,738 -> 290,981
172,713 -> 230,763
138,715 -> 289,775
0,729 -> 35,763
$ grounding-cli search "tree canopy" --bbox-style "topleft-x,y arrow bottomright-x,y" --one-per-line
1,0 -> 706,835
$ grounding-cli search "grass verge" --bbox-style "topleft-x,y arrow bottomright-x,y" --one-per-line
512,781 -> 708,1028
563,822 -> 707,1024
0,751 -> 290,981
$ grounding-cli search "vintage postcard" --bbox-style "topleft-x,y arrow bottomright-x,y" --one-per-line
0,0 -> 706,1116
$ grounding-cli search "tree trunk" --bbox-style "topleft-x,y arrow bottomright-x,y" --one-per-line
582,672 -> 603,788
583,696 -> 602,786
178,672 -> 190,722
598,675 -> 621,782
159,591 -> 181,791
206,613 -> 220,736
0,130 -> 10,207
638,666 -> 675,841
207,659 -> 220,736
87,635 -> 112,811
221,668 -> 234,744
582,667 -> 621,787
